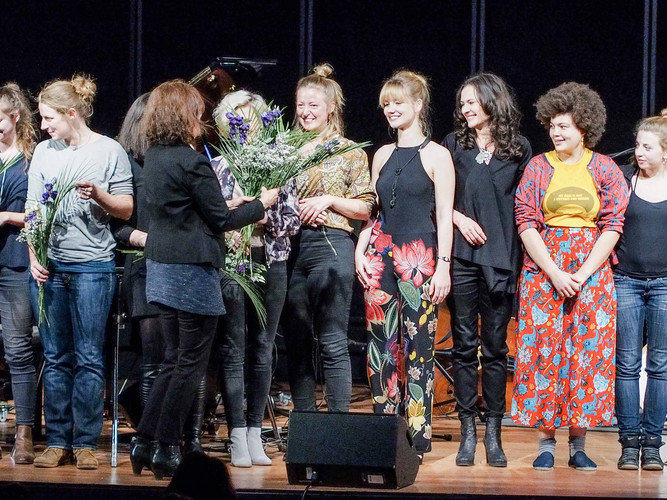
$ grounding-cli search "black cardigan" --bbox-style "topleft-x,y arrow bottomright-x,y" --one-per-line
143,143 -> 264,267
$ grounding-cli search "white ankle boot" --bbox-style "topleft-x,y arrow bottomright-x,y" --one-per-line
247,427 -> 271,466
229,427 -> 251,467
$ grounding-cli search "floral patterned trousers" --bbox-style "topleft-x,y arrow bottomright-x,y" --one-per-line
364,225 -> 438,452
512,227 -> 616,429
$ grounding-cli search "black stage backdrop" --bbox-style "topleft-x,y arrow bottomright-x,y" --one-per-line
5,0 -> 665,157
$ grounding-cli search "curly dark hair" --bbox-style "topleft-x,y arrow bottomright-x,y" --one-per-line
535,82 -> 606,148
141,80 -> 205,146
453,72 -> 525,160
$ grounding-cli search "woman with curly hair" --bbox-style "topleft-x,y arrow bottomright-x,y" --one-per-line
356,69 -> 455,459
442,73 -> 531,467
129,80 -> 278,479
0,83 -> 37,463
614,109 -> 667,471
513,82 -> 629,470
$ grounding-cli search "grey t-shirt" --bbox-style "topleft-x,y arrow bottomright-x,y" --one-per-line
27,136 -> 133,263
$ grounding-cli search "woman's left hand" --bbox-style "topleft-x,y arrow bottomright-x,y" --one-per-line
299,195 -> 332,225
75,180 -> 98,201
426,266 -> 450,305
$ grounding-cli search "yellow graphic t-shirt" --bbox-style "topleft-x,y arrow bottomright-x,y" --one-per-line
543,149 -> 600,227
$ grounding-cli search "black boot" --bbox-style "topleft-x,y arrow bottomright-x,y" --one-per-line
151,442 -> 182,480
456,417 -> 477,466
130,435 -> 153,475
641,435 -> 664,471
183,377 -> 206,455
617,435 -> 640,470
484,416 -> 507,467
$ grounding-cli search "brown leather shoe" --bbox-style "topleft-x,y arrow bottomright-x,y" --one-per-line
11,425 -> 35,464
74,448 -> 99,470
33,447 -> 73,468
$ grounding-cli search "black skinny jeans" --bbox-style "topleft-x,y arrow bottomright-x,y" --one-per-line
283,227 -> 354,412
218,257 -> 287,429
448,258 -> 512,419
138,306 -> 218,445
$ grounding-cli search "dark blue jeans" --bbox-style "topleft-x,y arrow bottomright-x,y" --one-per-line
218,258 -> 287,429
448,258 -> 512,418
614,272 -> 667,438
283,227 -> 353,412
0,267 -> 35,426
29,271 -> 115,449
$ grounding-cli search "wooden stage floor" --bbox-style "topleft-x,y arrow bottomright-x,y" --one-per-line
1,387 -> 665,499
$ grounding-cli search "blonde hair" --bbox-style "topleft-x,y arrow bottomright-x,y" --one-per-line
213,90 -> 268,136
0,82 -> 37,160
379,69 -> 432,137
295,63 -> 345,136
636,108 -> 667,152
38,74 -> 97,123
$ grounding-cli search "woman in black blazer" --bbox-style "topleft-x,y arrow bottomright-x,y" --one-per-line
129,80 -> 278,480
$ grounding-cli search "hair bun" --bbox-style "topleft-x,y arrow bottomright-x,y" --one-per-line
71,74 -> 97,104
312,63 -> 334,79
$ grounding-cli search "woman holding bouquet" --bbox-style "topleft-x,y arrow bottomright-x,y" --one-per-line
28,75 -> 134,469
283,63 -> 375,413
355,70 -> 455,458
443,73 -> 532,467
130,80 -> 278,480
0,83 -> 37,463
211,90 -> 301,467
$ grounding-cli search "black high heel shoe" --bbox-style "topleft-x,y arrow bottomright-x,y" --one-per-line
129,435 -> 153,475
151,442 -> 182,480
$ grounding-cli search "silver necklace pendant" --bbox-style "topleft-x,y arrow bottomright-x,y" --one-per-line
475,148 -> 492,165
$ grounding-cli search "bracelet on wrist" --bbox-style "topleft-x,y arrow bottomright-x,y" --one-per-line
439,256 -> 451,263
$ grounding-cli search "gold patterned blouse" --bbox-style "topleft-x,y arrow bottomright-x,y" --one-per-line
295,136 -> 375,233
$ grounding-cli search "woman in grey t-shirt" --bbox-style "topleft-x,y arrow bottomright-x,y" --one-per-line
27,75 -> 133,470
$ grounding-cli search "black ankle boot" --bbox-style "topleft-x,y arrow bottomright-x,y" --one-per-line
183,377 -> 206,455
641,435 -> 664,471
483,416 -> 507,467
456,417 -> 477,466
617,435 -> 640,470
130,435 -> 153,475
151,442 -> 182,480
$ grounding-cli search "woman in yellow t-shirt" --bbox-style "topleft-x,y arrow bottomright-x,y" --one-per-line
513,82 -> 629,471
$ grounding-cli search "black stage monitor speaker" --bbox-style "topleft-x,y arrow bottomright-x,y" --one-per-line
285,411 -> 420,489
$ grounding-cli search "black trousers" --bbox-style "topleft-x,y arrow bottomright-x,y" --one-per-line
448,258 -> 512,419
138,306 -> 218,445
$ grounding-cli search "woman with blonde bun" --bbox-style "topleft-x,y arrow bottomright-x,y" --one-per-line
0,83 -> 37,464
28,75 -> 134,469
356,69 -> 455,458
614,109 -> 667,471
283,64 -> 374,413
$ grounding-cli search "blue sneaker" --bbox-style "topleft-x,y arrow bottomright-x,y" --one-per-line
568,451 -> 597,471
532,452 -> 554,470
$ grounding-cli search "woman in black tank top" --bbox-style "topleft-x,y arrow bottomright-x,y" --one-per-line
613,110 -> 667,472
355,70 -> 455,458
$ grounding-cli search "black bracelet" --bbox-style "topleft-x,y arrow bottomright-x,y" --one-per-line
439,256 -> 451,263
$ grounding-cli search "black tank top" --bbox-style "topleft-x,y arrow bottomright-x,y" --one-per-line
376,143 -> 435,235
615,189 -> 667,278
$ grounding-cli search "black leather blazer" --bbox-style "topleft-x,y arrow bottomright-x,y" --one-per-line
143,143 -> 264,267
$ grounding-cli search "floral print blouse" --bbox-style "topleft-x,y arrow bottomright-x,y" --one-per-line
295,135 -> 374,233
211,156 -> 300,266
